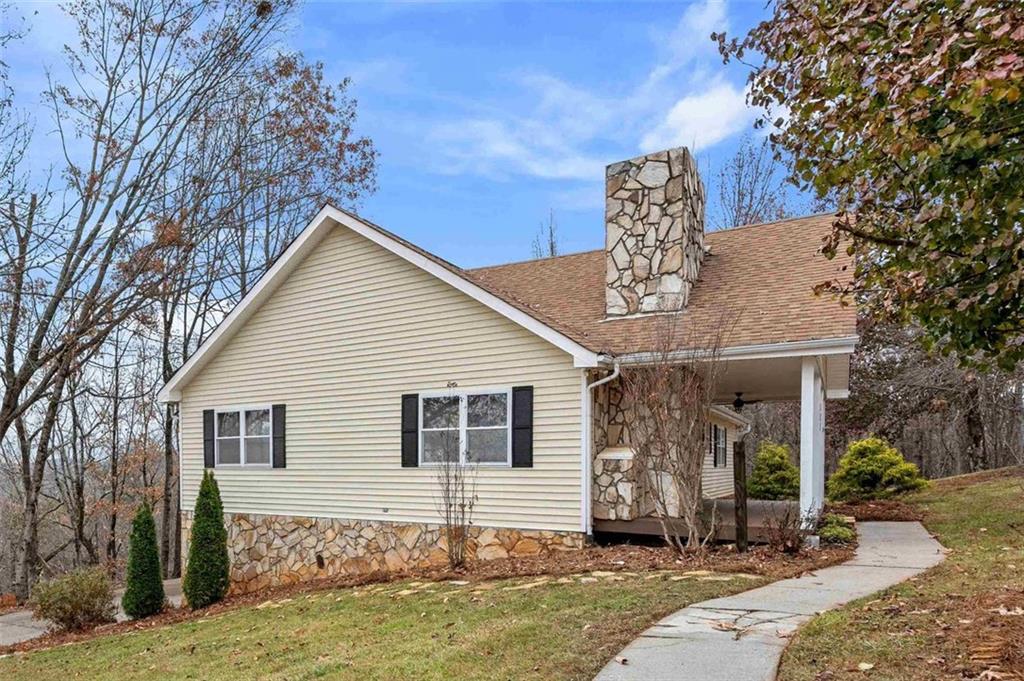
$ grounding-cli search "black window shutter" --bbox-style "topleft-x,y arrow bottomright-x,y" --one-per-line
511,386 -> 534,468
401,394 -> 419,467
272,404 -> 286,468
203,409 -> 215,468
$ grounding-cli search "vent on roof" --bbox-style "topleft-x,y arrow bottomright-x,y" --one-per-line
604,146 -> 706,317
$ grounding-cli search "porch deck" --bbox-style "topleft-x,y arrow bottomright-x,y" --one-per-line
592,498 -> 799,543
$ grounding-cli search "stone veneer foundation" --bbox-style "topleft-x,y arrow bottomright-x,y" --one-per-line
181,511 -> 585,594
605,146 -> 706,316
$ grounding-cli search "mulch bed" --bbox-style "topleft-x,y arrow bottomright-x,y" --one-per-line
827,499 -> 925,522
0,541 -> 853,657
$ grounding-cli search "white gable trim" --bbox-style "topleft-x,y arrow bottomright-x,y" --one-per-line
157,205 -> 602,403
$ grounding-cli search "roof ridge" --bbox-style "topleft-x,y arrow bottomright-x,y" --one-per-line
469,248 -> 603,272
712,212 -> 836,233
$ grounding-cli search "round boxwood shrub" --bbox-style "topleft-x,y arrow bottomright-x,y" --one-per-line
827,437 -> 927,502
183,470 -> 230,609
818,513 -> 856,544
30,567 -> 116,631
747,441 -> 800,500
121,501 -> 165,619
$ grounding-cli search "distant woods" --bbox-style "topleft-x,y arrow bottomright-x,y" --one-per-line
0,0 -> 376,601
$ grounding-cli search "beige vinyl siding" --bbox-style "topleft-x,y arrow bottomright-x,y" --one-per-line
701,414 -> 738,499
180,224 -> 583,532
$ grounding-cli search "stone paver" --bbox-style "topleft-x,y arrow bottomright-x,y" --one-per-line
0,578 -> 182,647
594,522 -> 946,681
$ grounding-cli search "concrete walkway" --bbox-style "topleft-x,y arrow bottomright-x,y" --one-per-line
594,522 -> 946,681
0,578 -> 182,647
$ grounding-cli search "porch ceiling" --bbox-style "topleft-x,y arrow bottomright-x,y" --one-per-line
713,354 -> 850,403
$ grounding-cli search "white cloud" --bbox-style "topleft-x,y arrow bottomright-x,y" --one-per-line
425,0 -> 756,182
430,117 -> 604,181
639,80 -> 754,152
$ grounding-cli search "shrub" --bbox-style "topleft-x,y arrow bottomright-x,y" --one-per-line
747,441 -> 800,500
30,567 -> 116,632
121,502 -> 165,619
183,470 -> 230,609
827,437 -> 927,502
818,513 -> 856,544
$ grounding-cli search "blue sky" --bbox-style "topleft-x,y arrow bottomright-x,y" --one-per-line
4,0 -> 788,267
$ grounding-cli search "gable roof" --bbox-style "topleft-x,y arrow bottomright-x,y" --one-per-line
158,208 -> 857,402
157,205 -> 604,402
468,214 -> 858,357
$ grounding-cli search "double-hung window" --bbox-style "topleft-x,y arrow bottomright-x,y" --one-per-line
216,407 -> 272,466
419,389 -> 511,466
709,423 -> 727,468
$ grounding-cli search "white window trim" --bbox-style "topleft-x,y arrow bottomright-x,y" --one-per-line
418,387 -> 513,467
214,405 -> 273,468
710,424 -> 727,468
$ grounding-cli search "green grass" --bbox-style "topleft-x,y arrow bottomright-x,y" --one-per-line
778,468 -> 1024,681
0,570 -> 768,680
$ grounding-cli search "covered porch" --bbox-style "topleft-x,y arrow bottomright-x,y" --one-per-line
586,338 -> 856,539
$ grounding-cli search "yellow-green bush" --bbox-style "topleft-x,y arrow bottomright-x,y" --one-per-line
827,437 -> 926,502
747,441 -> 800,500
818,513 -> 856,544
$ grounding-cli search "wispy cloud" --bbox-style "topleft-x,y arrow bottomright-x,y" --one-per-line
424,0 -> 756,183
640,80 -> 752,152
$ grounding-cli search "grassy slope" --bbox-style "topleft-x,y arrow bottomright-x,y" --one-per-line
779,469 -> 1024,681
0,570 -> 767,681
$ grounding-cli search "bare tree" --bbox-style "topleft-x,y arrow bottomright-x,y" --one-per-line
713,134 -> 792,229
620,315 -> 731,553
430,383 -> 478,569
530,210 -> 560,259
0,0 -> 310,601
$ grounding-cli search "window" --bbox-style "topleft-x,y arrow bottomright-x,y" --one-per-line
419,389 -> 511,466
216,407 -> 272,466
709,423 -> 727,468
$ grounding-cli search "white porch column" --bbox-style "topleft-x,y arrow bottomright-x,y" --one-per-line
800,356 -> 825,525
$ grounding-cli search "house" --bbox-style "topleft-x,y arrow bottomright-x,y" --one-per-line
158,146 -> 856,592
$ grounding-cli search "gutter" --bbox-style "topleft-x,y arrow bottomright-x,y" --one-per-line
580,362 -> 620,536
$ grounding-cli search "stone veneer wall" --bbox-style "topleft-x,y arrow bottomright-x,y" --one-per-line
181,511 -> 585,594
605,146 -> 706,316
592,454 -> 639,521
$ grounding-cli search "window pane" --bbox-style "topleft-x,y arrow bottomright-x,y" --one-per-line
218,438 -> 240,464
422,429 -> 459,463
422,396 -> 458,429
246,437 -> 270,464
217,411 -> 239,437
246,409 -> 270,436
467,393 -> 507,428
467,428 -> 508,463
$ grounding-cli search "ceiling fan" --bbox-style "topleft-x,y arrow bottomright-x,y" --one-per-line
731,392 -> 762,412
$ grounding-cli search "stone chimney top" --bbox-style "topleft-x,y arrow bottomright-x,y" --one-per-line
605,147 -> 706,317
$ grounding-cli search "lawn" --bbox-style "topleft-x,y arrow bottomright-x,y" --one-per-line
779,468 -> 1024,681
0,568 -> 769,681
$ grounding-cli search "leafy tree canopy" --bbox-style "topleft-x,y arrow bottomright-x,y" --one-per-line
715,0 -> 1024,369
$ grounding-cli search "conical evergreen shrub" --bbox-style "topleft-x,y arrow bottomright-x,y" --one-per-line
183,470 -> 230,609
121,501 -> 165,619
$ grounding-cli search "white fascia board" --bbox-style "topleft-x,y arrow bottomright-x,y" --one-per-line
158,206 -> 602,403
326,208 -> 602,369
710,404 -> 750,428
614,335 -> 859,366
157,204 -> 337,403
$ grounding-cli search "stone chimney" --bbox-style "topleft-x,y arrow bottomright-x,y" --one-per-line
605,147 -> 706,317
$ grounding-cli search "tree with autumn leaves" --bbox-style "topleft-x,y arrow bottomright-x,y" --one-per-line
716,0 -> 1024,369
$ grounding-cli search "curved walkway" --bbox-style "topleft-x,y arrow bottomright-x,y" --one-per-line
594,522 -> 946,681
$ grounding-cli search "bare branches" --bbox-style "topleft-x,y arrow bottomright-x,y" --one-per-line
620,313 -> 733,554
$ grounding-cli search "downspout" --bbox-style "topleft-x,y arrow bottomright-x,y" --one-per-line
582,362 -> 620,537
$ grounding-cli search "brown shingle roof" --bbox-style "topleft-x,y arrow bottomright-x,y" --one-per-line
466,214 -> 857,356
